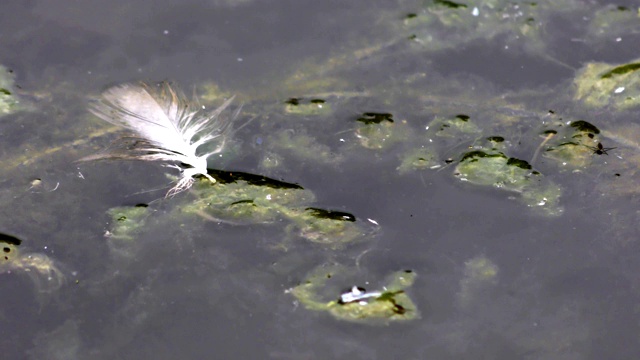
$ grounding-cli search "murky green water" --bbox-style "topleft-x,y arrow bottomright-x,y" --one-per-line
2,0 -> 640,359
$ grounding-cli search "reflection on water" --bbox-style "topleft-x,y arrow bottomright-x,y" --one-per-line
1,0 -> 640,359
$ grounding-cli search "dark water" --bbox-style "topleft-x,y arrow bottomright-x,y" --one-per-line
1,1 -> 640,359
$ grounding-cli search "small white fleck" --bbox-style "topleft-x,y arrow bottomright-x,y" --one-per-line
266,194 -> 272,200
472,7 -> 479,16
367,218 -> 379,225
237,57 -> 243,62
163,30 -> 169,35
614,86 -> 625,94
616,37 -> 622,42
339,138 -> 345,142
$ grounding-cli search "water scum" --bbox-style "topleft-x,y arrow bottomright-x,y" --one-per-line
82,81 -> 241,196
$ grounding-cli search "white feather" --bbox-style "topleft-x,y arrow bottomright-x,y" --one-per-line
84,81 -> 238,196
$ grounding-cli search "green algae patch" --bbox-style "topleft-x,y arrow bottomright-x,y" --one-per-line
183,170 -> 315,225
104,204 -> 155,263
430,114 -> 482,138
283,207 -> 368,249
541,119 -> 610,170
0,65 -> 23,116
354,113 -> 414,150
0,233 -> 65,293
397,146 -> 440,174
454,148 -> 563,216
182,170 -> 373,248
107,205 -> 151,242
397,114 -> 482,174
289,264 -> 419,324
574,60 -> 640,110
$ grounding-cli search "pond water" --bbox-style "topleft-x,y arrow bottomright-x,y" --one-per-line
2,0 -> 640,359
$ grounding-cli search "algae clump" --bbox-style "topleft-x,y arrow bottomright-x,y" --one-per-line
289,264 -> 419,324
574,60 -> 640,110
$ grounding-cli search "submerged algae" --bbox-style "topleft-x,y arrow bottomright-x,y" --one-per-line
354,115 -> 414,150
585,5 -> 640,48
457,256 -> 499,309
402,0 -> 582,61
0,233 -> 65,293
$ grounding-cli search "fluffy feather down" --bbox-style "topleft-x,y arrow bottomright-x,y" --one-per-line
84,81 -> 237,196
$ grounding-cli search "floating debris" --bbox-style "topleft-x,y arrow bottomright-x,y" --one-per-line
82,81 -> 240,196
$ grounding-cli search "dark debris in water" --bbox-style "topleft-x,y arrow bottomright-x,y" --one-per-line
600,62 -> 640,79
285,98 -> 300,106
433,0 -> 467,9
460,150 -> 507,163
357,112 -> 394,124
205,169 -> 303,190
570,120 -> 600,134
305,207 -> 356,222
0,232 -> 22,246
506,157 -> 532,170
0,233 -> 21,261
285,97 -> 326,106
